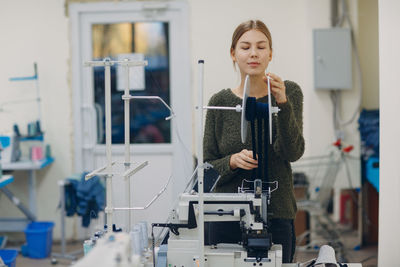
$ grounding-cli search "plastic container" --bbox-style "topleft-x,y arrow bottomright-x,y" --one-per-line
0,249 -> 18,267
24,221 -> 54,258
83,239 -> 94,255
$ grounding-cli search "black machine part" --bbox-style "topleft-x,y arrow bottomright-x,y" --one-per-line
242,230 -> 272,262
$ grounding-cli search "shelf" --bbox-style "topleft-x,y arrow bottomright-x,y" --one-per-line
2,157 -> 54,171
19,135 -> 44,142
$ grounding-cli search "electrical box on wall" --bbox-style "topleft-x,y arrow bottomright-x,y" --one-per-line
313,28 -> 352,90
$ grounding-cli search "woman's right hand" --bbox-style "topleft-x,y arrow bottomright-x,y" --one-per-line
229,149 -> 258,170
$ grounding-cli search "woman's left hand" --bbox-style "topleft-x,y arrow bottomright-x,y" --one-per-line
263,72 -> 287,104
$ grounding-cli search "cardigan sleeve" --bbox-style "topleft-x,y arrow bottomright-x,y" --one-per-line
203,94 -> 239,185
272,81 -> 305,162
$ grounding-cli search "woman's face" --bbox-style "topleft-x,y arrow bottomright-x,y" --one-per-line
231,29 -> 272,77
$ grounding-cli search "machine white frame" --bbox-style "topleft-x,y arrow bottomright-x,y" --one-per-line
84,58 -> 174,233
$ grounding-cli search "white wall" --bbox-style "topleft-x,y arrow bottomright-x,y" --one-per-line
190,0 -> 361,221
0,0 -> 72,239
0,0 -> 364,240
378,0 -> 400,265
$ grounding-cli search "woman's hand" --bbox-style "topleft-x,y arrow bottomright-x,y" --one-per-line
264,72 -> 287,104
230,149 -> 258,170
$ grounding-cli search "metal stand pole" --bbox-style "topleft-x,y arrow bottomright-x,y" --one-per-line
123,60 -> 132,232
51,180 -> 82,262
83,58 -> 147,233
196,60 -> 205,267
104,59 -> 113,233
0,187 -> 36,221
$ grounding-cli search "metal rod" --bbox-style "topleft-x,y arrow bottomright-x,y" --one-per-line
113,174 -> 172,211
85,161 -> 117,180
52,180 -> 80,261
84,60 -> 146,67
123,95 -> 175,120
183,165 -> 200,193
267,77 -> 273,144
264,118 -> 269,184
104,59 -> 113,232
196,60 -> 205,267
122,161 -> 148,178
123,59 -> 132,232
28,170 -> 37,217
331,0 -> 339,27
59,181 -> 66,255
0,187 -> 36,221
83,58 -> 148,233
34,63 -> 41,124
202,106 -> 241,111
124,61 -> 131,166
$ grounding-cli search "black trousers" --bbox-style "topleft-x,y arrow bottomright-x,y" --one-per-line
205,219 -> 296,263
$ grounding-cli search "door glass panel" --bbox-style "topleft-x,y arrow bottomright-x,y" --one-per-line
92,22 -> 170,144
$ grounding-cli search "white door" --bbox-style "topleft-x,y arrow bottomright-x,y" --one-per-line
70,2 -> 192,231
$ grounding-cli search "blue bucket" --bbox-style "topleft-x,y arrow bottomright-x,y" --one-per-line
0,249 -> 18,267
24,221 -> 54,258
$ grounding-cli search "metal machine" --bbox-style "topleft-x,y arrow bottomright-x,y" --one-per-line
72,186 -> 361,267
72,59 -> 362,267
158,183 -> 283,267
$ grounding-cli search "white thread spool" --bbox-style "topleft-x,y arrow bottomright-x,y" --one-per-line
133,224 -> 144,252
139,221 -> 148,250
130,229 -> 142,255
131,254 -> 141,266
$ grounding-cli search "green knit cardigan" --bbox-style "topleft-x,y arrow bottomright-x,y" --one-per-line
203,80 -> 304,219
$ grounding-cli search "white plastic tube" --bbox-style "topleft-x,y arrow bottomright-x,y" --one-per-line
104,59 -> 113,232
123,60 -> 132,231
130,229 -> 142,255
196,60 -> 205,267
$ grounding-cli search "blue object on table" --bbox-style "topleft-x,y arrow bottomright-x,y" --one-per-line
0,137 -> 11,149
0,249 -> 18,267
24,221 -> 54,259
366,156 -> 379,192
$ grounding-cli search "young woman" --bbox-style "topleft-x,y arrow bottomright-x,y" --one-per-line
203,20 -> 305,263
